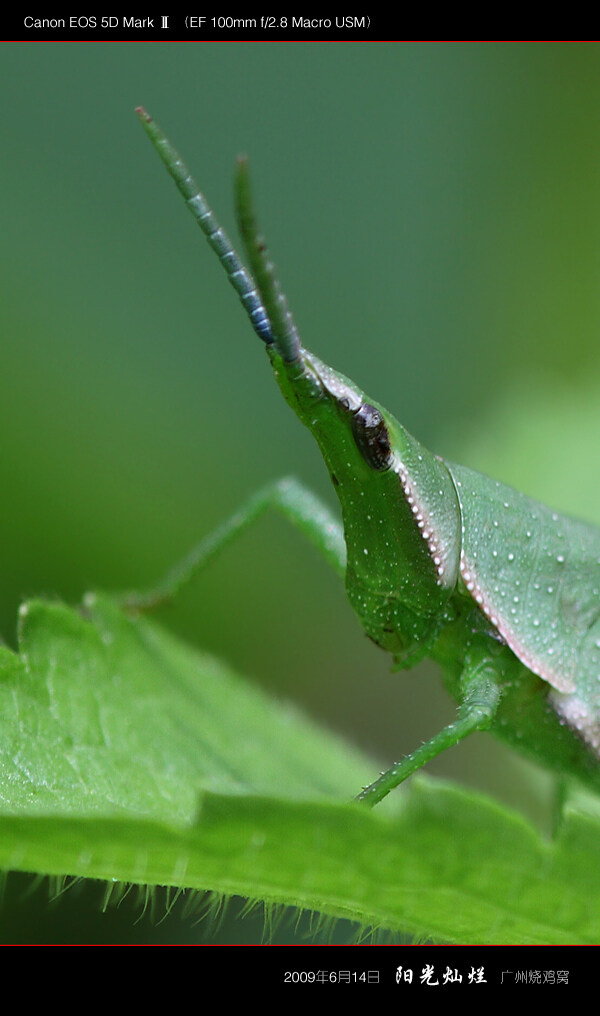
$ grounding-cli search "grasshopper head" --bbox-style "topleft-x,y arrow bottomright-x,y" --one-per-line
134,117 -> 463,667
270,344 -> 461,666
134,113 -> 461,663
232,155 -> 463,664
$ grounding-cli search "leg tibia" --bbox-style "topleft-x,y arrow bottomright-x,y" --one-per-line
356,663 -> 503,807
120,477 -> 345,609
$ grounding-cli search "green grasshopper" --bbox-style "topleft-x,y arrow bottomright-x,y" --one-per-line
136,108 -> 600,807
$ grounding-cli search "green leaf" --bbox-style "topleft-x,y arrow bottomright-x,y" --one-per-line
0,593 -> 599,943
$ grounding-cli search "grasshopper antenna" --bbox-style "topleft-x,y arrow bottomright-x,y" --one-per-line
135,106 -> 273,346
234,155 -> 301,363
136,107 -> 300,362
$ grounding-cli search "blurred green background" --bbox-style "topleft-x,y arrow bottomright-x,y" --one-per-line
2,41 -> 600,943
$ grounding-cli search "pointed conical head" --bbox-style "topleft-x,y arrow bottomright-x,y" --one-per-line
270,345 -> 461,665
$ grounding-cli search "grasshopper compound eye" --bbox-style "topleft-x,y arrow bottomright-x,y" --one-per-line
351,403 -> 392,471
